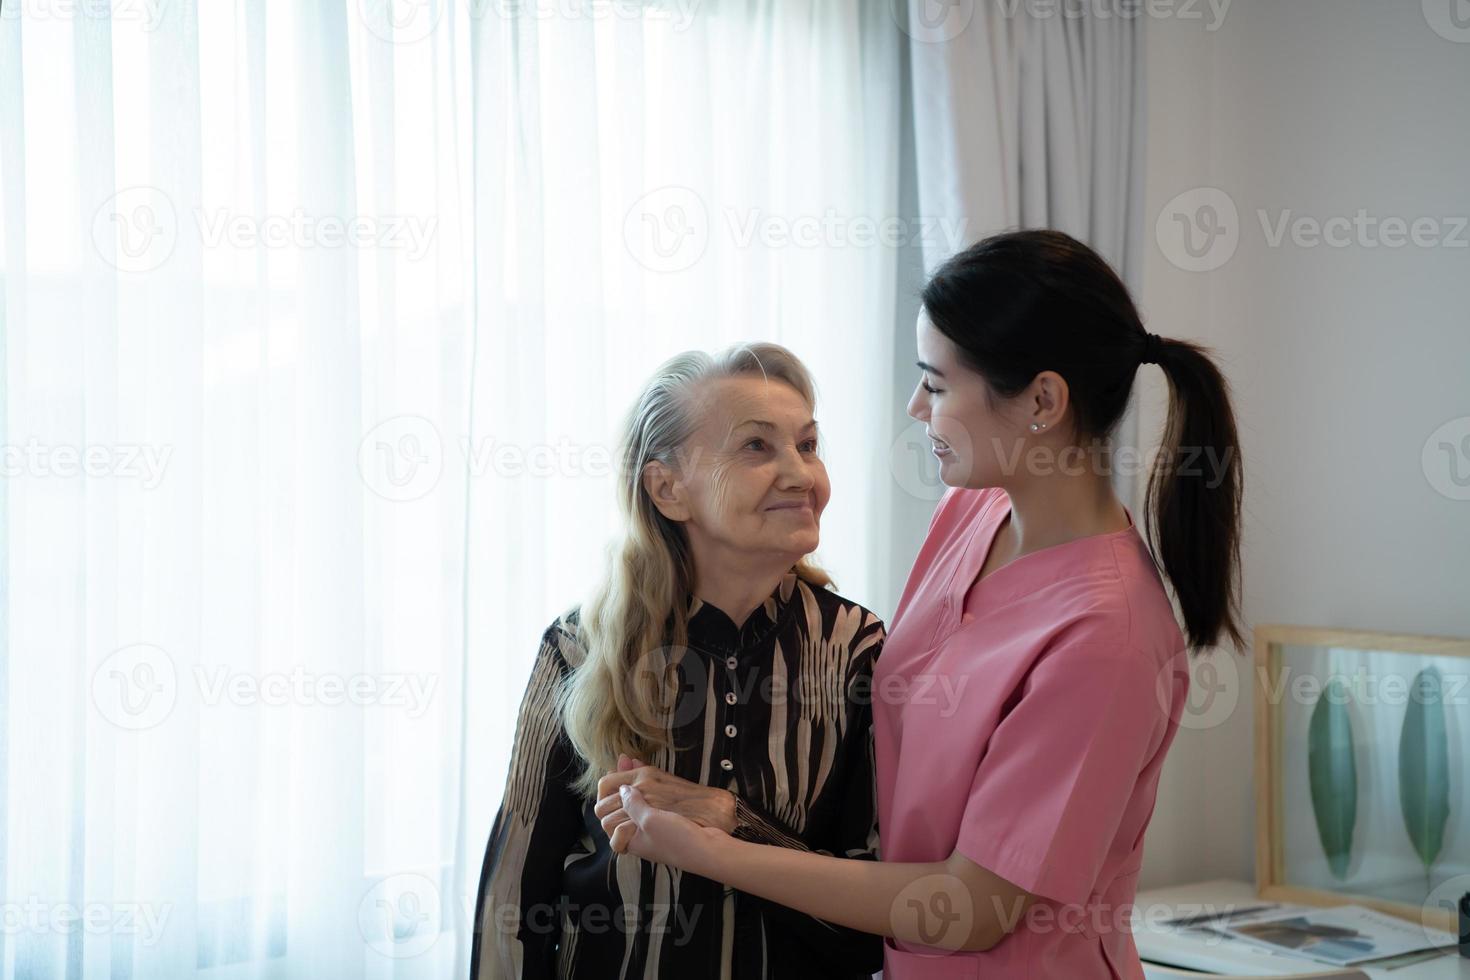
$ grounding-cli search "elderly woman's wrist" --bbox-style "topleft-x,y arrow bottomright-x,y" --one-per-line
712,787 -> 739,834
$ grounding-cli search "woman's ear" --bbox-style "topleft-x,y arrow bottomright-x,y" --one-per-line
641,460 -> 691,522
1028,370 -> 1070,433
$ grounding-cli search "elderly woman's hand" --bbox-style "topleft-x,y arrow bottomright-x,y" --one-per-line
593,755 -> 738,848
603,782 -> 731,871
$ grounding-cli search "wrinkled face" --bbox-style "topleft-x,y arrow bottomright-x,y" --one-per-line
656,376 -> 830,563
906,307 -> 1030,489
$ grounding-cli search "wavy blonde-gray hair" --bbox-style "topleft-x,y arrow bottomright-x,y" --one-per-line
558,342 -> 831,801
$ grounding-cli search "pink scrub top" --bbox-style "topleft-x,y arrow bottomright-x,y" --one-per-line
872,486 -> 1190,979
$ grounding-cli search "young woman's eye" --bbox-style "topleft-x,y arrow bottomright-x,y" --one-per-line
921,380 -> 942,395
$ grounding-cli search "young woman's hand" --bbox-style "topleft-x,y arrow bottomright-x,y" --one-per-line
604,782 -> 731,871
593,755 -> 737,836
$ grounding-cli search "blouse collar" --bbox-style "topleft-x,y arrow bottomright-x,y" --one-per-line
684,568 -> 801,654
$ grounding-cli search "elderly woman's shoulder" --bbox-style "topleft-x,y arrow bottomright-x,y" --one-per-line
537,606 -> 588,670
800,580 -> 888,645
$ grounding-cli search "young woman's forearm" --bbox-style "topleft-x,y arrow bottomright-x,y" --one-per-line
693,835 -> 1016,952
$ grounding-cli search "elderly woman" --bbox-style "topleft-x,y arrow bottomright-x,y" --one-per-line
470,343 -> 886,979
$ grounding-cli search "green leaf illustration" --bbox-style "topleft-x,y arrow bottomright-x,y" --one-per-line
1308,677 -> 1358,880
1399,666 -> 1450,871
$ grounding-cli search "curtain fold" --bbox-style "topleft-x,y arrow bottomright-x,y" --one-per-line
905,0 -> 1145,276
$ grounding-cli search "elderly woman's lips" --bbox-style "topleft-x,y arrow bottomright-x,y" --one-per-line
765,501 -> 812,511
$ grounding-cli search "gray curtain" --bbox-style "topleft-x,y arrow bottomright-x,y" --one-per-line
904,1 -> 1146,279
899,0 -> 1148,503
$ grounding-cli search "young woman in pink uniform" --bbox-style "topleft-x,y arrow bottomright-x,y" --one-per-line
594,229 -> 1244,978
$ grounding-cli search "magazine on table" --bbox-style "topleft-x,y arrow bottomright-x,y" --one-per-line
1205,904 -> 1459,967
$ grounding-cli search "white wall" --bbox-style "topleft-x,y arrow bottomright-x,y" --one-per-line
1137,0 -> 1470,890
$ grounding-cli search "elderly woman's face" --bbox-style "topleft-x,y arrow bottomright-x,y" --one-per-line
672,377 -> 830,562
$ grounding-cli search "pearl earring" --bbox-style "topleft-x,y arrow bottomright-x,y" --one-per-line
1030,422 -> 1045,432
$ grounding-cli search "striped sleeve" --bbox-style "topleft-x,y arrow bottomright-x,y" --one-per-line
470,624 -> 585,980
732,795 -> 810,849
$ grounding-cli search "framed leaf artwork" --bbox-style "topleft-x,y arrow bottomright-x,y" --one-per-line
1254,625 -> 1469,934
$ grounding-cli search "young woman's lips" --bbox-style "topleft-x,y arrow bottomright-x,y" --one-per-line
930,436 -> 953,457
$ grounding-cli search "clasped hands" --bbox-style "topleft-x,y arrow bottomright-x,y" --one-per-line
592,754 -> 738,867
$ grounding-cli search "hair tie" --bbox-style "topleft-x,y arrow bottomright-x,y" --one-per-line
1139,332 -> 1166,366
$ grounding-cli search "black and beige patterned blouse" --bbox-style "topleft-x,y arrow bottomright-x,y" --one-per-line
470,570 -> 886,980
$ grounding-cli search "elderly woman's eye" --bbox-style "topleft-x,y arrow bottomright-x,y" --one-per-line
744,438 -> 767,451
800,439 -> 819,453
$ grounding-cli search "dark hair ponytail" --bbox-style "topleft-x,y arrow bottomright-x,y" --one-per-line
1143,338 -> 1244,651
921,229 -> 1243,651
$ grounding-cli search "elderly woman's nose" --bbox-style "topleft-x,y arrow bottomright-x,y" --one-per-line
775,445 -> 816,487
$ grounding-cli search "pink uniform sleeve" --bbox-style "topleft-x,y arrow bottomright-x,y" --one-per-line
953,642 -> 1169,907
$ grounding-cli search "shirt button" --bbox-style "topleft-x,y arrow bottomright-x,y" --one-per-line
724,692 -> 738,705
725,724 -> 737,737
720,759 -> 734,771
725,657 -> 738,670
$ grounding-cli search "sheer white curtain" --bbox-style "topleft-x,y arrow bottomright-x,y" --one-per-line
0,2 -> 901,977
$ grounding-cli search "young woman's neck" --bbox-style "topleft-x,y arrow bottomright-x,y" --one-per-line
998,468 -> 1130,559
687,541 -> 795,630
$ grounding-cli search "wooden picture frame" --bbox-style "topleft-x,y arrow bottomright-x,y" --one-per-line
1254,624 -> 1470,935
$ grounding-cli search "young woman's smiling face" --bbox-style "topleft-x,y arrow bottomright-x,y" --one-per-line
649,376 -> 830,562
907,307 -> 1033,489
